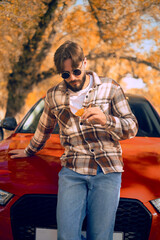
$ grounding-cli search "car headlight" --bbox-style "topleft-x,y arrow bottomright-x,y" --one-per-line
0,189 -> 14,206
150,198 -> 160,213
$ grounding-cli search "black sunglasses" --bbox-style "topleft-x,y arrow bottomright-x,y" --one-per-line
61,69 -> 82,79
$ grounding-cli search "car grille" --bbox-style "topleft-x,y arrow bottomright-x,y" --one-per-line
10,195 -> 152,240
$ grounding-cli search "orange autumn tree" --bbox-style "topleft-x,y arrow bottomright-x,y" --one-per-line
3,0 -> 76,117
60,0 -> 160,111
2,0 -> 160,118
0,0 -> 48,118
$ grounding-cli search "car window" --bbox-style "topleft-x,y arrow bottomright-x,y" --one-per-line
21,99 -> 44,133
17,97 -> 160,137
129,101 -> 160,137
17,98 -> 59,134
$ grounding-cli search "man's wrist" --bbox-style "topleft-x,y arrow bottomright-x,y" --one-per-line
101,115 -> 109,126
101,115 -> 113,129
24,148 -> 33,157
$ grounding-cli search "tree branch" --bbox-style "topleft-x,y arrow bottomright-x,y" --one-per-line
86,52 -> 160,71
120,56 -> 160,71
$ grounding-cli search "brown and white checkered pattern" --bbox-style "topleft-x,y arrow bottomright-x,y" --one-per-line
25,71 -> 138,175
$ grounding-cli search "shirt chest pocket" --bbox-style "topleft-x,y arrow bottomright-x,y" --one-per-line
94,99 -> 111,114
52,108 -> 72,129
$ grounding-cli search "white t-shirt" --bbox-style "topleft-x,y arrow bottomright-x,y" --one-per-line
68,75 -> 93,114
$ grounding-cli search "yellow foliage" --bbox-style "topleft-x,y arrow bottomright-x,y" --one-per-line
5,35 -> 13,42
0,0 -> 160,118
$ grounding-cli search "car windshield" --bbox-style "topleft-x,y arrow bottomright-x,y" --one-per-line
16,97 -> 160,137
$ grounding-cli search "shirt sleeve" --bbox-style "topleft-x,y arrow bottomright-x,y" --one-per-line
25,94 -> 57,156
104,86 -> 138,141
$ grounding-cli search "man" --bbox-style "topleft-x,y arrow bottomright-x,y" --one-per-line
10,40 -> 138,240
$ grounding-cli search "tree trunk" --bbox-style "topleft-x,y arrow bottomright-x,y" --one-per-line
5,0 -> 75,117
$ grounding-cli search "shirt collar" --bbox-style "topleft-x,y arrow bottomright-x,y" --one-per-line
86,71 -> 102,87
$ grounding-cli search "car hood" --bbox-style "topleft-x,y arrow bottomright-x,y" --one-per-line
0,133 -> 63,196
120,137 -> 160,202
0,134 -> 160,202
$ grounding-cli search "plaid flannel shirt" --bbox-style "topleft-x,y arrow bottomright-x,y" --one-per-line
25,71 -> 138,175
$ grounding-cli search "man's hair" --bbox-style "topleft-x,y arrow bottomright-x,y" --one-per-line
54,41 -> 84,73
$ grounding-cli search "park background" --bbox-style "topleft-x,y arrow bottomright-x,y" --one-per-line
0,0 -> 159,130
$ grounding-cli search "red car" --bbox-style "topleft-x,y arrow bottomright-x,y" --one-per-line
0,94 -> 160,240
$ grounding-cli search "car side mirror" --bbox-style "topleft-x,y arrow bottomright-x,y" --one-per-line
0,117 -> 17,131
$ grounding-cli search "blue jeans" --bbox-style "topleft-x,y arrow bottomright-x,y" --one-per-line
57,166 -> 121,240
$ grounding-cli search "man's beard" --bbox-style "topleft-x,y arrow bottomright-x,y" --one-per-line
65,73 -> 86,92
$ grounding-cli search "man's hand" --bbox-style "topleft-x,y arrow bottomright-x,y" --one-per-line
81,107 -> 107,126
9,149 -> 28,159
